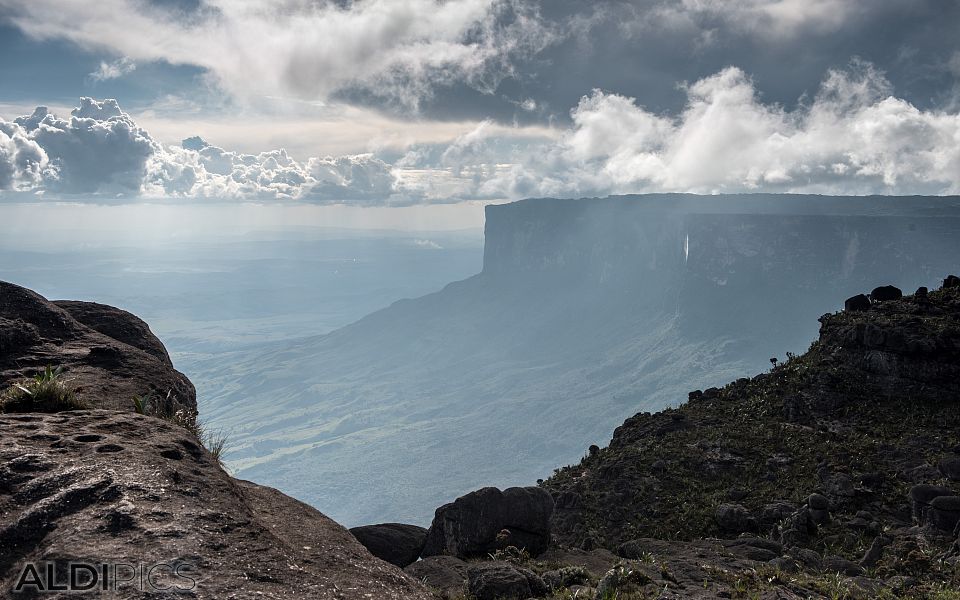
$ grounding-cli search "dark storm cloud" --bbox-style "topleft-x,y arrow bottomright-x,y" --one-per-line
404,0 -> 960,125
3,0 -> 957,123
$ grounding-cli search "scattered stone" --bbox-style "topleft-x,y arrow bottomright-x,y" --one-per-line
909,484 -> 952,523
541,565 -> 589,590
714,503 -> 757,534
821,473 -> 855,501
761,501 -> 795,524
822,555 -> 864,577
807,493 -> 829,511
349,523 -> 428,568
404,556 -> 468,598
885,575 -> 918,594
928,496 -> 960,532
767,556 -> 800,573
790,547 -> 822,570
859,535 -> 892,568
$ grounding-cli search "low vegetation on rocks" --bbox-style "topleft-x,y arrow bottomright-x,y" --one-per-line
0,365 -> 88,413
132,391 -> 229,465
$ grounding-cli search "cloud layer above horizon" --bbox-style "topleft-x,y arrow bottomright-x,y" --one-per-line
1,0 -> 959,203
2,61 -> 959,203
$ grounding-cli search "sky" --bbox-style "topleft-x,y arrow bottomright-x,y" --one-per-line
1,0 -> 959,206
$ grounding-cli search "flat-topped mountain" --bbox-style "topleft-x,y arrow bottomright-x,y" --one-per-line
198,194 -> 960,526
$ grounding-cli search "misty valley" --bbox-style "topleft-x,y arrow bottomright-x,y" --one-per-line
3,2 -> 960,596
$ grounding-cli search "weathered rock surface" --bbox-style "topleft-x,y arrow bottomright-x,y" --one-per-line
349,522 -> 427,567
422,486 -> 554,559
0,410 -> 431,599
0,281 -> 195,413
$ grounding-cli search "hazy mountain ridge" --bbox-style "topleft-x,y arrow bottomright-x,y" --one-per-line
201,194 -> 960,526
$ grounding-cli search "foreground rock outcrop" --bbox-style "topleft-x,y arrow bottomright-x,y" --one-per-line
422,486 -> 554,559
0,282 -> 195,414
0,282 -> 430,599
0,410 -> 431,599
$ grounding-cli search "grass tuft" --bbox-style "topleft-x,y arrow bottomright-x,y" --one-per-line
133,391 -> 229,466
1,366 -> 88,413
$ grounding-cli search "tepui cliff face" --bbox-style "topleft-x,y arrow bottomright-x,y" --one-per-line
201,193 -> 960,527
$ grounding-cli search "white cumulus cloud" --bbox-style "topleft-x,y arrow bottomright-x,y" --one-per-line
0,98 -> 405,202
453,61 -> 960,198
0,121 -> 50,191
2,61 -> 959,203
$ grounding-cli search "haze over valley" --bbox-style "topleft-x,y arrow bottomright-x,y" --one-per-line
3,2 -> 960,598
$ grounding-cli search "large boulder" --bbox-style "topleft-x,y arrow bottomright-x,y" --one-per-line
0,281 -> 195,413
466,562 -> 547,600
422,486 -> 554,558
349,523 -> 428,568
53,300 -> 173,366
844,294 -> 871,312
870,285 -> 903,302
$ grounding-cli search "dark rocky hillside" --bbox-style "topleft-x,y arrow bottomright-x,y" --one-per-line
535,278 -> 960,598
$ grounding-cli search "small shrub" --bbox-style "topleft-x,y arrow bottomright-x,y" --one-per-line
488,545 -> 531,564
556,565 -> 590,587
1,366 -> 87,413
